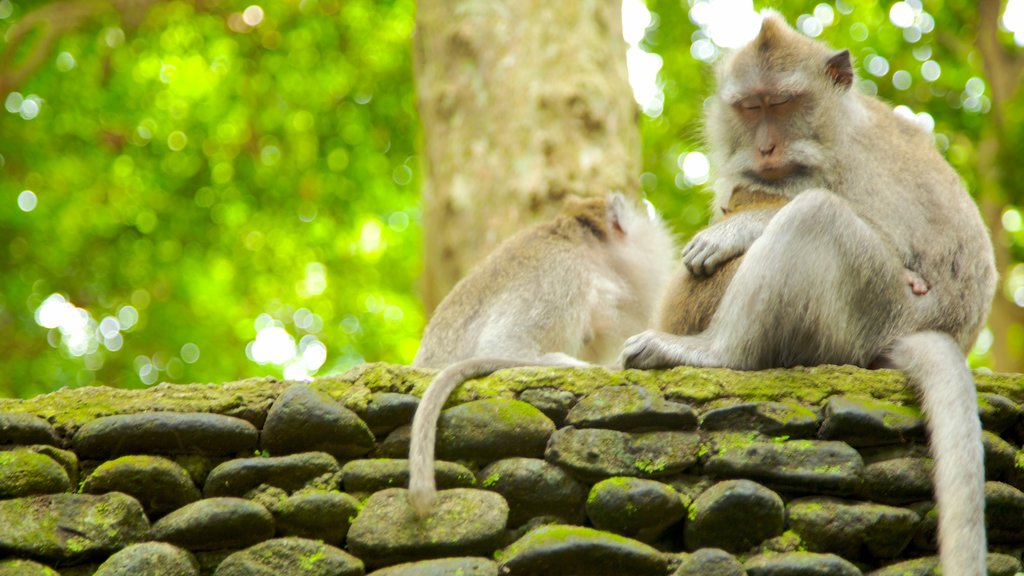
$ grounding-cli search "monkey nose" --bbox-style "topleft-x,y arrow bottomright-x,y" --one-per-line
760,144 -> 776,157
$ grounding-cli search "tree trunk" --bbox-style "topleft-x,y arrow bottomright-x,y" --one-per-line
414,0 -> 641,314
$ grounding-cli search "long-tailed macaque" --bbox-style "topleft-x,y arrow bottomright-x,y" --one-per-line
409,193 -> 675,516
622,14 -> 996,575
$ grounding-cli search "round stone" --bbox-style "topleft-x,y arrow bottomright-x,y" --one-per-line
545,427 -> 701,483
497,525 -> 667,576
519,388 -> 577,427
478,458 -> 587,526
0,559 -> 61,575
341,458 -> 476,495
700,402 -> 818,438
82,455 -> 200,518
673,548 -> 745,576
743,552 -> 861,576
204,452 -> 340,497
214,537 -> 364,576
72,412 -> 258,458
786,497 -> 920,559
261,384 -> 375,459
151,497 -> 275,551
587,477 -> 688,543
94,542 -> 199,576
362,393 -> 420,436
274,490 -> 360,544
684,479 -> 784,553
0,450 -> 70,498
567,385 -> 697,431
366,557 -> 498,576
0,413 -> 59,446
436,399 -> 555,462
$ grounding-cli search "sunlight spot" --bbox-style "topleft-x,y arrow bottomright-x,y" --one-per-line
973,328 -> 994,354
813,3 -> 835,26
691,0 -> 761,49
865,54 -> 889,77
242,5 -> 264,26
167,131 -> 188,151
797,14 -> 824,38
17,190 -> 37,212
250,326 -> 296,365
298,262 -> 328,298
889,2 -> 915,28
892,70 -> 912,90
920,60 -> 941,82
56,52 -> 76,72
679,151 -> 710,186
181,342 -> 200,363
359,219 -> 384,254
1003,208 -> 1022,233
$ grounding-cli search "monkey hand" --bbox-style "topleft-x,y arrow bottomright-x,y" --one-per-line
620,330 -> 718,369
682,219 -> 758,277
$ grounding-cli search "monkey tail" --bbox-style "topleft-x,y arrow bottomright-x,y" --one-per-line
887,331 -> 986,576
408,358 -> 527,517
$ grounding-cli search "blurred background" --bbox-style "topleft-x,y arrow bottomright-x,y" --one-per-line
2,0 -> 1022,398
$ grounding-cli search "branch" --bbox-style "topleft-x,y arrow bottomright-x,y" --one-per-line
976,0 -> 1024,124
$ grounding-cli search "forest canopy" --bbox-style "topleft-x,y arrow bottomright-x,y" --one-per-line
2,0 -> 1023,398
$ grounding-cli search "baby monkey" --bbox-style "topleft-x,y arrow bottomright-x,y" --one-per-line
661,187 -> 930,336
408,193 -> 675,515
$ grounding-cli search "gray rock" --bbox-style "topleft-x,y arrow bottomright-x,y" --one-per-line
363,393 -> 420,436
372,425 -> 411,458
744,552 -> 861,576
856,457 -> 933,503
151,497 -> 275,551
478,458 -> 586,527
567,386 -> 697,431
497,525 -> 668,576
274,490 -> 360,544
94,542 -> 199,576
0,450 -> 70,498
341,458 -> 476,494
978,393 -> 1020,434
907,501 -> 937,551
0,559 -> 60,575
366,557 -> 498,576
704,434 -> 862,494
673,548 -> 745,576
867,553 -> 1022,576
519,388 -> 577,427
983,431 -> 1016,479
787,497 -> 920,559
204,452 -> 340,497
0,413 -> 59,446
261,384 -> 375,459
348,488 -> 508,568
214,537 -> 364,576
545,427 -> 701,483
986,480 -> 1024,543
700,402 -> 819,438
82,455 -> 200,518
436,399 -> 554,462
587,477 -> 688,543
8,445 -> 80,487
72,412 -> 258,458
0,492 -> 148,561
818,396 -> 925,447
684,479 -> 784,553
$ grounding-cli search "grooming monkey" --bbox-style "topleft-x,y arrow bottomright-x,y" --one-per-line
409,193 -> 675,516
622,14 -> 996,576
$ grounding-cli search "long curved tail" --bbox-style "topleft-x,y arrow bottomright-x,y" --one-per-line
888,331 -> 986,576
408,358 -> 528,516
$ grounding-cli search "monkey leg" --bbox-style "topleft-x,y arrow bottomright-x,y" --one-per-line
623,189 -> 914,370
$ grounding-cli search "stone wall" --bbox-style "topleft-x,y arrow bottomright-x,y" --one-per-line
1,363 -> 1023,575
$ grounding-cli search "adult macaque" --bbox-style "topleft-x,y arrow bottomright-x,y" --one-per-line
409,193 -> 675,516
622,14 -> 996,575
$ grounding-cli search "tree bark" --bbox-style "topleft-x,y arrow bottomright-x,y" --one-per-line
414,0 -> 641,314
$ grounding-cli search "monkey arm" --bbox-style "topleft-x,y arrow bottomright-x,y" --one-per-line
682,208 -> 778,277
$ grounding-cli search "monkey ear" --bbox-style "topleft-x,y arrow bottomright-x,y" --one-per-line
826,50 -> 853,89
607,192 -> 627,237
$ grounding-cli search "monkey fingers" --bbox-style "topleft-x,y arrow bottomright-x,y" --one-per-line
620,330 -> 719,369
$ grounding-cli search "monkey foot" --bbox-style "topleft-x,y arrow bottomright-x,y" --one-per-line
620,330 -> 719,369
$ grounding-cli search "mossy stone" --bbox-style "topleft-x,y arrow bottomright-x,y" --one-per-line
204,451 -> 340,497
150,497 -> 275,551
743,552 -> 862,576
341,458 -> 476,495
700,401 -> 819,438
214,537 -> 364,576
587,477 -> 688,543
0,492 -> 148,561
72,412 -> 258,458
362,393 -> 420,436
983,431 -> 1016,479
347,488 -> 508,568
9,445 -> 80,487
274,490 -> 360,544
0,450 -> 70,498
545,427 -> 701,483
519,388 -> 577,427
82,455 -> 200,518
366,557 -> 498,576
372,425 -> 411,458
703,434 -> 862,494
977,393 -> 1020,434
985,480 -> 1024,544
684,479 -> 784,553
869,553 -> 1022,576
478,458 -> 587,527
856,457 -> 933,504
436,399 -> 555,462
0,559 -> 60,576
0,413 -> 59,446
566,386 -> 697,431
261,384 -> 375,459
787,497 -> 920,559
818,395 -> 924,447
93,542 -> 199,576
672,548 -> 745,576
497,525 -> 667,576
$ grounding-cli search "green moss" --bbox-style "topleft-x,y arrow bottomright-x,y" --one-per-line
634,458 -> 667,474
482,473 -> 501,488
687,504 -> 698,522
772,435 -> 790,443
300,547 -> 325,570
